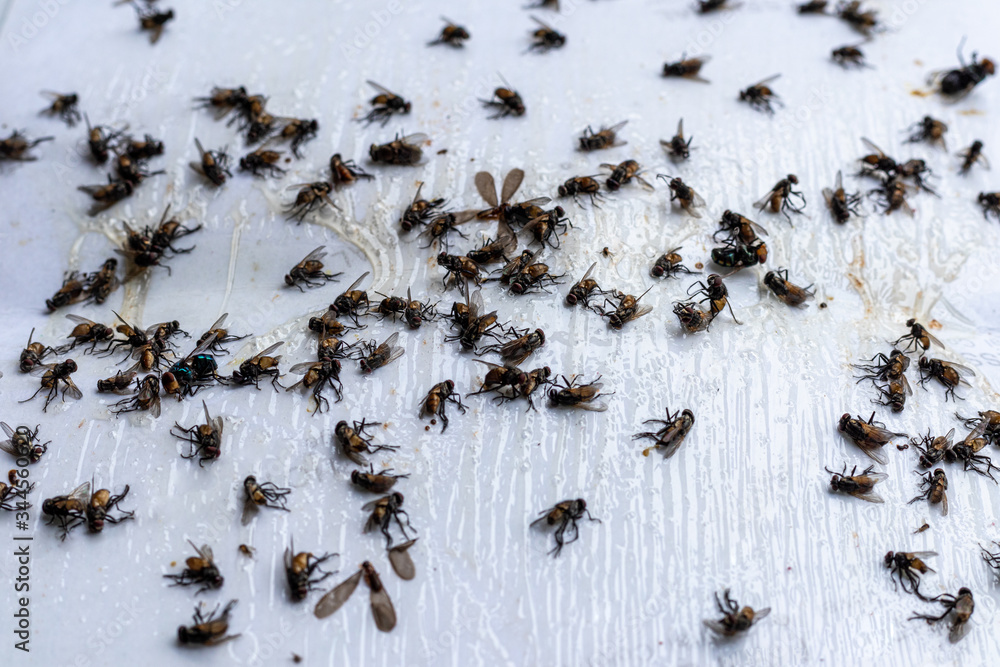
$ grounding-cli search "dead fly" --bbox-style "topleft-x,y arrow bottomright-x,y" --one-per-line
284,246 -> 343,291
476,168 -> 526,221
122,132 -> 165,161
85,258 -> 121,304
77,176 -> 134,216
836,1 -> 881,37
418,209 -> 478,250
0,129 -> 52,162
928,40 -> 995,100
59,314 -> 114,353
838,412 -> 905,465
826,464 -> 887,503
171,401 -> 224,466
285,545 -> 337,602
239,146 -> 285,178
190,139 -> 231,187
673,301 -> 714,333
823,170 -> 862,223
697,0 -> 741,12
832,43 -> 868,68
369,132 -> 427,165
978,192 -> 1000,221
468,361 -> 527,403
531,498 -> 599,557
578,120 -> 627,152
364,492 -> 414,548
241,475 -> 291,525
358,81 -> 411,127
911,429 -> 956,469
703,590 -> 770,637
688,274 -> 740,324
428,16 -> 469,47
715,210 -> 768,246
856,138 -> 899,180
84,115 -> 123,163
874,377 -> 912,413
739,75 -> 782,114
194,86 -> 250,119
272,118 -> 317,158
314,562 -> 396,633
467,221 -> 518,265
905,116 -> 948,150
958,141 -> 989,175
19,328 -> 55,372
661,119 -> 693,162
285,181 -> 338,222
0,423 -> 49,464
115,151 -> 163,187
351,465 -> 410,494
908,468 -> 948,515
886,550 -> 937,597
509,256 -> 564,294
659,175 -> 706,217
558,175 -> 604,207
893,319 -> 943,353
194,314 -> 248,356
238,544 -> 255,558
438,253 -> 484,292
177,600 -> 240,647
487,328 -> 545,365
602,160 -> 653,191
329,153 -> 374,186
403,290 -> 436,329
230,342 -> 284,390
419,380 -> 466,432
945,422 -> 997,481
662,55 -> 711,82
527,16 -> 565,53
480,76 -> 526,119
165,541 -> 224,593
797,0 -> 828,12
650,248 -> 696,280
957,410 -> 1000,447
918,357 -> 974,401
45,272 -> 85,312
909,588 -> 974,642
131,1 -> 174,44
596,288 -> 653,329
359,332 -> 405,373
41,481 -> 89,539
21,360 -> 82,412
755,174 -> 805,221
82,481 -> 133,533
400,182 -> 446,232
329,271 -> 370,322
634,407 -> 694,459
548,374 -> 610,412
446,289 -> 507,352
763,269 -> 815,308
110,374 -> 162,418
287,357 -> 343,413
566,262 -> 606,306
336,418 -> 397,465
386,538 -> 418,581
496,249 -> 539,286
869,176 -> 914,216
97,370 -> 137,394
39,91 -> 80,126
0,470 -> 33,512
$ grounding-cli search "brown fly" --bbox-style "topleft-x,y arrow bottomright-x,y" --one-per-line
602,160 -> 652,191
351,465 -> 410,494
230,341 -> 284,390
110,374 -> 162,418
77,176 -> 134,216
909,588 -> 974,643
359,81 -> 411,127
96,370 -> 137,394
918,357 -> 974,401
165,541 -> 224,593
21,360 -> 82,412
287,357 -> 343,413
823,170 -> 862,223
428,17 -> 469,47
660,175 -> 706,217
480,76 -> 525,119
578,120 -> 627,152
0,423 -> 49,464
566,262 -> 606,306
41,481 -> 89,539
838,412 -> 905,465
239,146 -> 285,178
60,314 -> 114,353
661,119 -> 693,162
241,475 -> 291,525
531,498 -> 600,557
662,55 -> 711,83
329,153 -> 374,186
763,269 -> 815,308
739,75 -> 782,114
177,600 -> 240,647
980,192 -> 1000,221
957,141 -> 988,175
548,374 -> 610,411
832,43 -> 868,68
634,408 -> 694,458
171,401 -> 224,466
363,492 -> 413,548
908,468 -> 948,516
190,139 -> 231,187
39,91 -> 80,126
703,590 -> 770,636
285,181 -> 338,222
688,274 -> 740,324
527,16 -> 565,53
369,132 -> 427,165
400,182 -> 446,232
826,463 -> 887,503
906,116 -> 948,150
359,332 -> 405,373
285,544 -> 337,601
19,328 -> 55,372
284,246 -> 343,291
596,288 -> 653,329
836,1 -> 882,37
335,418 -> 397,465
419,380 -> 466,432
0,130 -> 52,162
754,174 -> 805,221
886,550 -> 937,597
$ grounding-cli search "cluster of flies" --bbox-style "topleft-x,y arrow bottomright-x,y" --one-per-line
5,0 -> 1000,651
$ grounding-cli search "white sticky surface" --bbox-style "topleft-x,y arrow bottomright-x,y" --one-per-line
1,1 -> 1000,665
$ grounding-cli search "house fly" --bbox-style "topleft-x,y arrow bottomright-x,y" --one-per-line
558,175 -> 604,207
241,475 -> 291,525
909,588 -> 975,643
578,120 -> 627,152
428,16 -> 469,47
909,468 -> 948,516
467,221 -> 518,265
660,175 -> 706,217
596,288 -> 653,329
688,274 -> 740,323
905,116 -> 948,150
195,313 -> 249,355
419,380 -> 466,432
662,55 -> 711,83
602,160 -> 653,191
335,418 -> 397,465
566,262 -> 606,306
164,541 -> 224,594
418,209 -> 478,250
480,76 -> 525,119
21,360 -> 82,412
39,91 -> 80,126
329,153 -> 374,186
838,412 -> 905,465
363,492 -> 413,548
287,358 -> 343,413
763,269 -> 815,308
927,40 -> 995,100
96,370 -> 137,394
703,590 -> 770,636
285,181 -> 337,222
661,119 -> 693,162
548,374 -> 610,411
651,248 -> 697,279
109,374 -> 161,418
229,342 -> 284,390
886,550 -> 937,597
359,81 -> 411,127
826,463 -> 887,503
177,600 -> 240,647
78,176 -> 134,216
0,130 -> 52,162
171,401 -> 224,466
673,301 -> 715,333
359,332 -> 405,373
41,481 -> 89,539
239,146 -> 285,178
918,357 -> 974,401
527,15 -> 565,53
84,115 -> 123,164
739,75 -> 782,114
836,1 -> 882,36
351,465 -> 410,494
275,118 -> 318,157
400,182 -> 446,232
894,319 -> 943,353
531,498 -> 599,557
285,544 -> 337,601
369,132 -> 427,165
81,482 -> 131,537
832,43 -> 868,68
0,423 -> 49,464
977,192 -> 1000,221
189,138 -> 231,187
823,170 -> 862,223
19,328 -> 55,372
957,141 -> 988,175
285,246 -> 343,291
59,314 -> 114,354
754,174 -> 805,221
634,407 -> 694,459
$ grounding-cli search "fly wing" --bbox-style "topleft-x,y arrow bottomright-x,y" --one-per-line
752,74 -> 781,87
848,489 -> 884,504
631,305 -> 654,322
70,481 -> 92,503
501,168 -> 526,204
753,186 -> 778,210
605,119 -> 629,134
702,619 -> 730,636
370,585 -> 397,632
410,182 -> 425,205
400,133 -> 429,145
822,188 -> 834,208
861,137 -> 887,158
475,172 -> 498,207
62,378 -> 84,401
314,570 -> 363,619
1,422 -> 15,440
252,341 -> 285,361
65,313 -> 99,326
578,262 -> 598,285
300,246 -> 328,265
241,496 -> 259,526
342,271 -> 370,294
469,289 -> 486,319
289,361 -> 319,374
575,400 -> 609,412
388,539 -> 418,580
366,80 -> 398,97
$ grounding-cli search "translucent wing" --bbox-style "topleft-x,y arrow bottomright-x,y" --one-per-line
289,361 -> 320,374
69,481 -> 92,503
400,133 -> 428,145
342,272 -> 371,294
861,137 -> 887,158
366,80 -> 399,97
62,378 -> 84,401
206,313 -> 229,332
752,74 -> 781,87
314,570 -> 363,619
469,289 -> 486,319
65,314 -> 99,326
578,262 -> 598,284
251,342 -> 285,360
241,496 -> 259,526
299,246 -> 328,265
501,168 -> 526,204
